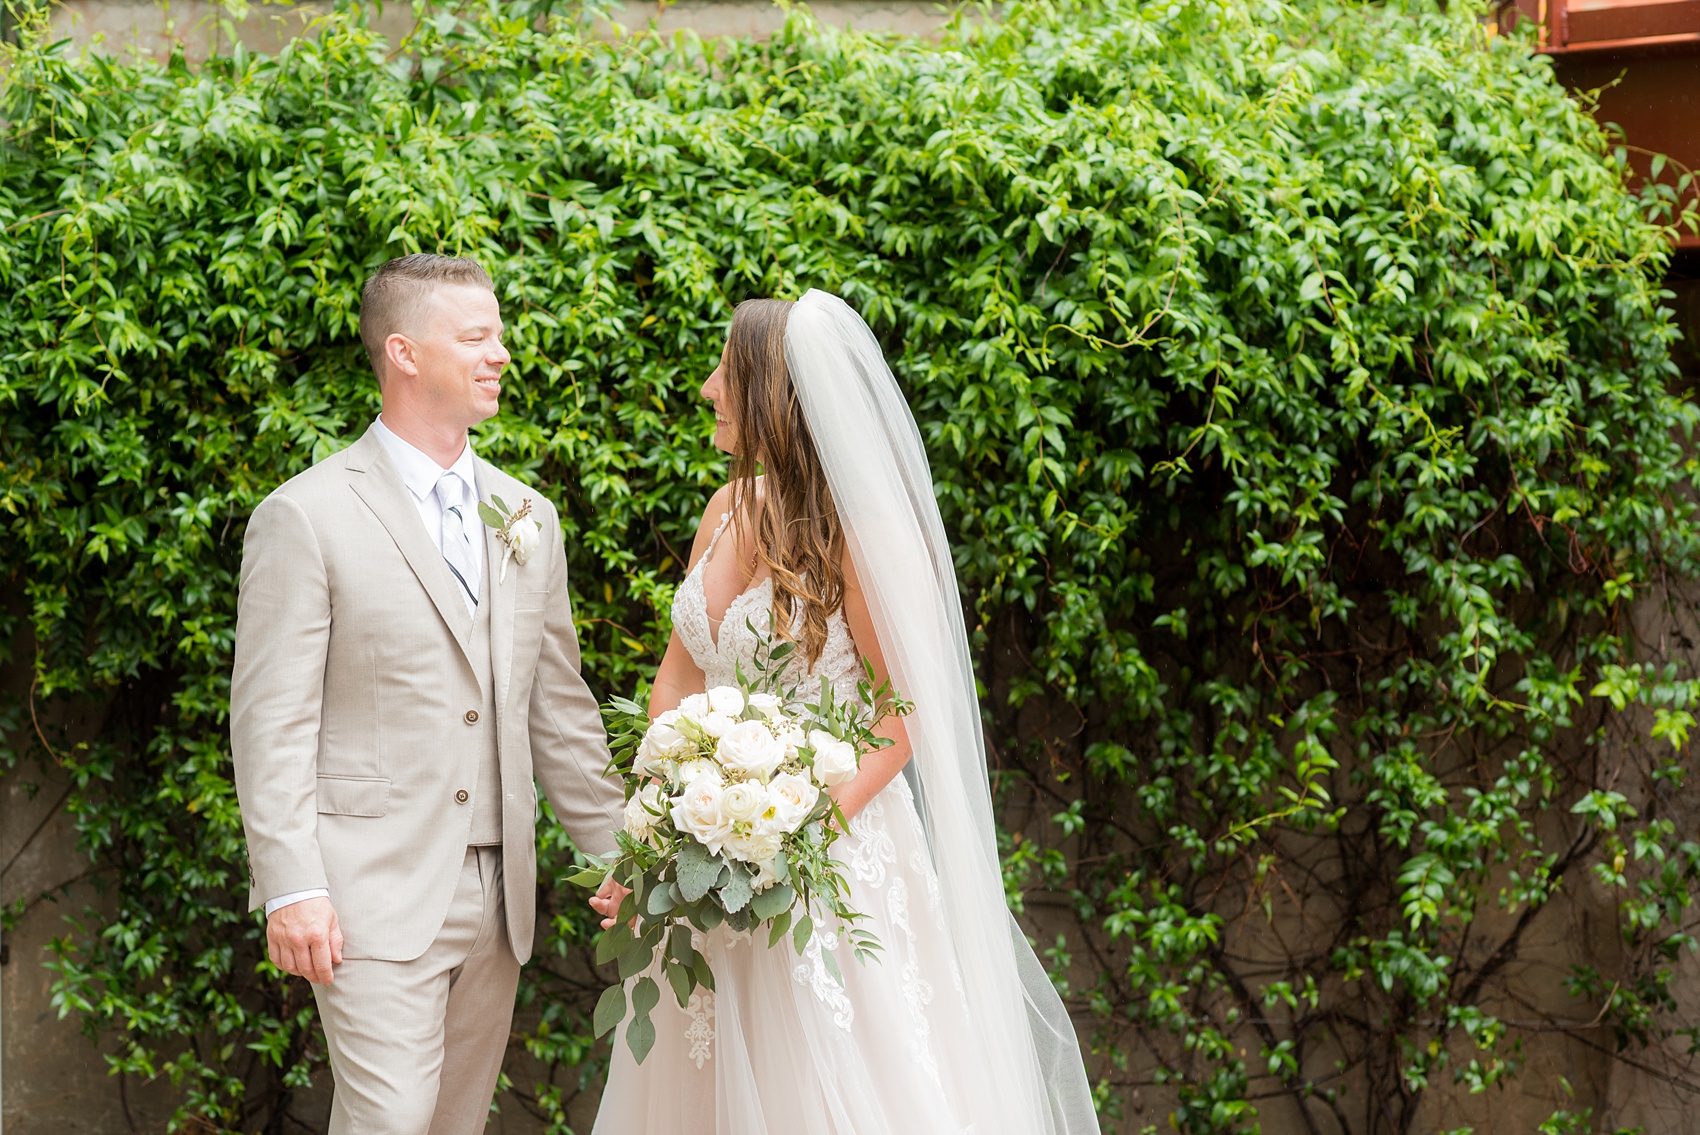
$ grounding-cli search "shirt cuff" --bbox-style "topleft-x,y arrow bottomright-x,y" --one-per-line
264,888 -> 330,916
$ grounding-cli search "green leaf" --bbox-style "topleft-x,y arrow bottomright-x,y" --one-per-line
718,865 -> 754,914
646,880 -> 679,916
792,914 -> 814,955
766,909 -> 793,948
477,502 -> 505,528
563,865 -> 608,890
617,935 -> 655,981
665,958 -> 694,1008
676,841 -> 724,903
750,883 -> 795,922
626,1012 -> 657,1065
692,951 -> 716,992
592,983 -> 625,1039
595,923 -> 633,967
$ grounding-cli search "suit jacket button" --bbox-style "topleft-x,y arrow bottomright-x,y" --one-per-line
464,709 -> 479,725
455,789 -> 469,804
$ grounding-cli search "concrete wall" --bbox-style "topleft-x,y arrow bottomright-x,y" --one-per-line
40,0 -> 957,61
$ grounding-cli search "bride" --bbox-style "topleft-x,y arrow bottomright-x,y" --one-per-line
589,291 -> 1099,1135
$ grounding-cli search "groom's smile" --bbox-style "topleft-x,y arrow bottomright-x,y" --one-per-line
400,283 -> 511,432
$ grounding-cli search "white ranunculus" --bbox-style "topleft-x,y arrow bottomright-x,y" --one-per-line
767,772 -> 821,833
747,692 -> 784,719
717,719 -> 787,781
671,778 -> 733,856
809,730 -> 859,787
707,686 -> 746,718
507,515 -> 544,565
721,781 -> 769,824
676,758 -> 722,786
623,784 -> 666,841
698,711 -> 735,739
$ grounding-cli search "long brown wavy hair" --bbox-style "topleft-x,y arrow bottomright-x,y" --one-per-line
723,298 -> 846,667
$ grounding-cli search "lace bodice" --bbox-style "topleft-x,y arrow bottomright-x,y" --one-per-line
672,511 -> 862,706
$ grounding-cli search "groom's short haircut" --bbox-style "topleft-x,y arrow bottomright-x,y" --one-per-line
359,254 -> 495,382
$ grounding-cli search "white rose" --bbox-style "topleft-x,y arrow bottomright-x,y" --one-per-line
507,515 -> 543,565
747,692 -> 784,719
649,711 -> 690,753
767,772 -> 821,833
750,856 -> 781,893
809,730 -> 858,787
707,686 -> 746,718
677,693 -> 709,719
623,784 -> 666,841
721,781 -> 769,825
671,779 -> 733,856
634,713 -> 691,777
723,826 -> 782,867
698,711 -> 735,739
717,719 -> 787,781
632,732 -> 672,779
775,719 -> 807,759
677,758 -> 722,786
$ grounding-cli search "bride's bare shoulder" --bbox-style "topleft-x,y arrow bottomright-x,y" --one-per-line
683,484 -> 739,572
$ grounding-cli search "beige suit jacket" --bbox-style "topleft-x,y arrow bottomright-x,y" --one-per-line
230,423 -> 622,963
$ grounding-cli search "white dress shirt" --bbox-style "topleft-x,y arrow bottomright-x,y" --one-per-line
264,417 -> 481,917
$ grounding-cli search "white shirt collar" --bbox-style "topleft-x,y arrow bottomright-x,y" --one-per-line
372,416 -> 478,503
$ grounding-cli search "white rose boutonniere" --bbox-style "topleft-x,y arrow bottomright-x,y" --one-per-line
477,494 -> 544,582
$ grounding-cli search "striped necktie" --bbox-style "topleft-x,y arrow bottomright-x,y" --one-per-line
436,472 -> 479,611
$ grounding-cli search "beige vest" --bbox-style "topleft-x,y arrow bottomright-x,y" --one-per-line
467,561 -> 502,845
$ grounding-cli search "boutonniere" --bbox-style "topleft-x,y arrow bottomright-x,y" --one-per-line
478,495 -> 543,583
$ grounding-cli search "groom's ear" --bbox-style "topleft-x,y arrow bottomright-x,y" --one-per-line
383,332 -> 419,385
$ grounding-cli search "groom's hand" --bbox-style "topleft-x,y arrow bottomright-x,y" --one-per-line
267,896 -> 345,984
589,876 -> 632,930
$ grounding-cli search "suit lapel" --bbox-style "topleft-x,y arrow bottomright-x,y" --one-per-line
477,458 -> 518,728
344,428 -> 476,664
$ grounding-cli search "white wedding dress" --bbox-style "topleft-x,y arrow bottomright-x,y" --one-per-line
592,290 -> 1099,1135
590,510 -> 983,1135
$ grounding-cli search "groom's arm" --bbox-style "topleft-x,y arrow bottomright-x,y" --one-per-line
528,503 -> 623,858
231,491 -> 334,910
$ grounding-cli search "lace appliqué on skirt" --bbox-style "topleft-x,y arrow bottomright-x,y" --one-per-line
792,928 -> 854,1031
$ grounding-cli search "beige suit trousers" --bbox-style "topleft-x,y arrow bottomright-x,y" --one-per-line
313,847 -> 520,1135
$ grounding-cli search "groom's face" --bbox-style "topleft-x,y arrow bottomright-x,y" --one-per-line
399,284 -> 510,429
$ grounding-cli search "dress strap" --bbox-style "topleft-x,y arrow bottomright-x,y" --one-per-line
699,511 -> 734,569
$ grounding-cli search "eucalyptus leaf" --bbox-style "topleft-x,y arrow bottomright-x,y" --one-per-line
617,936 -> 655,981
592,982 -> 626,1040
750,883 -> 794,922
595,923 -> 633,967
665,958 -> 694,1008
626,1013 -> 657,1065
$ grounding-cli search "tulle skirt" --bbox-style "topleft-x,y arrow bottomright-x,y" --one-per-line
591,775 -> 982,1135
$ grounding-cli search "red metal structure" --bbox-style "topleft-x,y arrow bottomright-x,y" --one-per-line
1500,0 -> 1700,363
1502,0 -> 1700,248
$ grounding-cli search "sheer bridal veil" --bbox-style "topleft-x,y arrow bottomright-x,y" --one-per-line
783,290 -> 1100,1135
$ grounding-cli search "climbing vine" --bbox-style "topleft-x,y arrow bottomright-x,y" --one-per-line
2,0 -> 1697,1130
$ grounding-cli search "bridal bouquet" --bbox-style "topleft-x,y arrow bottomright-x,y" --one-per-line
569,632 -> 908,1062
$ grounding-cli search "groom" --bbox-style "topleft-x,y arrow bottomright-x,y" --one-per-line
231,254 -> 625,1134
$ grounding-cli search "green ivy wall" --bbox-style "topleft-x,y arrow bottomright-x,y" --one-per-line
2,1 -> 1699,1131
